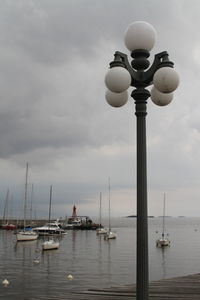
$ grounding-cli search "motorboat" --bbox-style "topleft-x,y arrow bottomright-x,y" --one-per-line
33,221 -> 66,236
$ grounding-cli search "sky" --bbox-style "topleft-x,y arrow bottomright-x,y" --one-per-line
1,0 -> 200,220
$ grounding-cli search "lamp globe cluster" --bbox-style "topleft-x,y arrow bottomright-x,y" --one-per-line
104,21 -> 179,107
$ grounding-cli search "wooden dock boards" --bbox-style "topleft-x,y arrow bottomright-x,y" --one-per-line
75,273 -> 200,299
30,273 -> 200,300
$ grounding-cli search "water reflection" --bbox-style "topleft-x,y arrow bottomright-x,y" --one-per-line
1,218 -> 200,299
161,248 -> 167,279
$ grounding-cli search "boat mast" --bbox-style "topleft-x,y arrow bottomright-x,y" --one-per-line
24,163 -> 28,229
30,183 -> 34,225
108,178 -> 111,232
99,192 -> 102,227
3,189 -> 9,224
162,192 -> 166,238
49,185 -> 53,226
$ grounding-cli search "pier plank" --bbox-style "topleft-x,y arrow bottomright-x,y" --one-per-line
29,273 -> 200,300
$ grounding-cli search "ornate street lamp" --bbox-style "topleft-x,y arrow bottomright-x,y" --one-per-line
104,21 -> 179,300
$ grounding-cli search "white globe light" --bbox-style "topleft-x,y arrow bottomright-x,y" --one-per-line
105,67 -> 131,93
105,89 -> 128,107
153,67 -> 179,93
124,21 -> 156,51
151,86 -> 173,106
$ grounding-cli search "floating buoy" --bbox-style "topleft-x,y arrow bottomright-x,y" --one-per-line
33,259 -> 40,264
2,279 -> 9,287
67,274 -> 74,280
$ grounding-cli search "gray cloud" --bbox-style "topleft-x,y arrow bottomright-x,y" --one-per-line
0,0 -> 200,218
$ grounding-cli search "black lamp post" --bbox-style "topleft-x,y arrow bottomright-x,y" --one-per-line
105,21 -> 179,300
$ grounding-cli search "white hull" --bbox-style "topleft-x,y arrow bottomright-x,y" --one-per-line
96,228 -> 107,235
17,231 -> 38,241
33,221 -> 66,236
156,193 -> 170,248
42,240 -> 59,250
156,238 -> 170,247
104,231 -> 117,240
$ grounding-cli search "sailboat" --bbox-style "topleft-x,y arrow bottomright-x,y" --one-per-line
1,189 -> 16,230
104,178 -> 116,240
156,193 -> 170,247
96,192 -> 107,235
42,185 -> 59,250
16,163 -> 38,241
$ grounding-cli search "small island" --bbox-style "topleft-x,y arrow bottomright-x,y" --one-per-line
126,215 -> 154,218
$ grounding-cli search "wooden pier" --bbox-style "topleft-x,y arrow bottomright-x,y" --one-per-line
29,273 -> 200,299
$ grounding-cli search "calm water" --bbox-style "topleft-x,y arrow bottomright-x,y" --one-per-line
1,217 -> 200,299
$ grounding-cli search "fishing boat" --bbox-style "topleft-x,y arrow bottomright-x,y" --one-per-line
66,205 -> 96,229
156,193 -> 170,247
104,178 -> 116,240
42,185 -> 60,250
16,163 -> 38,241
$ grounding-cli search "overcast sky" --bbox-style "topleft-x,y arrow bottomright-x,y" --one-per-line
0,0 -> 200,220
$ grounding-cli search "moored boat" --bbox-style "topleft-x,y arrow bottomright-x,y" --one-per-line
34,220 -> 66,236
42,239 -> 60,250
96,192 -> 107,235
2,223 -> 16,230
104,178 -> 117,240
66,205 -> 97,229
16,163 -> 38,242
96,227 -> 108,234
16,228 -> 38,241
42,186 -> 60,251
156,193 -> 170,247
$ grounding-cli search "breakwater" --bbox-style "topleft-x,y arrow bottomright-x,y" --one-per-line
0,218 -> 54,228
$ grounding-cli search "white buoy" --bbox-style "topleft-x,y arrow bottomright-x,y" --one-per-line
67,274 -> 74,280
2,279 -> 9,287
33,259 -> 40,264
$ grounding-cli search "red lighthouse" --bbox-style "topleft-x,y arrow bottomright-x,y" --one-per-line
72,205 -> 77,218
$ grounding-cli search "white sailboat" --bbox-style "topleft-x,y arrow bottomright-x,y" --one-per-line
96,192 -> 107,235
42,185 -> 59,250
16,163 -> 38,241
104,178 -> 116,240
156,193 -> 170,247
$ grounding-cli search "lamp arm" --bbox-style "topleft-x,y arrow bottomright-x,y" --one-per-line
143,51 -> 174,86
110,51 -> 140,86
109,50 -> 174,88
114,51 -> 137,76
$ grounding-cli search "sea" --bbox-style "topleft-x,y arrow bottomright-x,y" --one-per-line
1,217 -> 200,299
